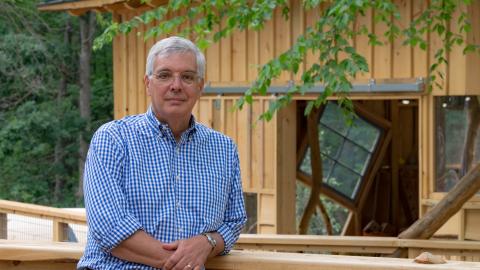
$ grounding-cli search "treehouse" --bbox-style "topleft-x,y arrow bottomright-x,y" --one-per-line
2,0 -> 480,269
36,0 -> 480,238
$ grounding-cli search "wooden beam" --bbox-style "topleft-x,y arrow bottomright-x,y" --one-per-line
52,220 -> 69,242
38,0 -> 125,11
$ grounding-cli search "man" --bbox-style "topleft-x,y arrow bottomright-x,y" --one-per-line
78,36 -> 247,270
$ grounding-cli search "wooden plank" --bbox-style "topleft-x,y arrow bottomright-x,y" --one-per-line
355,8 -> 373,80
232,29 -> 247,82
112,12 -> 125,119
392,0 -> 412,78
0,200 -> 86,224
251,100 -> 264,191
198,99 -> 213,128
274,2 -> 292,83
127,12 -> 138,115
291,0 -> 305,82
372,9 -> 392,78
220,19 -> 232,82
466,0 -> 480,95
206,24 -> 220,83
412,0 -> 428,78
263,100 -> 276,189
304,5 -> 321,70
247,28 -> 259,81
136,18 -> 147,113
0,261 -> 77,270
120,13 -> 129,117
275,101 -> 297,234
236,102 -> 252,189
448,3 -> 467,95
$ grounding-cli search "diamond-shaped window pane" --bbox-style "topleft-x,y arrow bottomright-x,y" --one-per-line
320,103 -> 349,136
337,140 -> 371,175
319,127 -> 343,159
347,117 -> 381,152
300,147 -> 335,180
326,164 -> 362,199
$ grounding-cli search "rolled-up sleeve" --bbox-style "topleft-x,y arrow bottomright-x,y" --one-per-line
83,127 -> 143,252
217,144 -> 247,255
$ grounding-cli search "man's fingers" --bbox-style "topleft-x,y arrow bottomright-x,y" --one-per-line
163,252 -> 181,270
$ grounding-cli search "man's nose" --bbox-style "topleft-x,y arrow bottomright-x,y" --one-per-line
170,75 -> 183,90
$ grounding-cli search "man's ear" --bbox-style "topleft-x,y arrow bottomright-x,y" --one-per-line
198,78 -> 205,94
144,75 -> 151,96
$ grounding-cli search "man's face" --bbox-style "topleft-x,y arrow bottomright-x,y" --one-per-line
145,52 -> 204,123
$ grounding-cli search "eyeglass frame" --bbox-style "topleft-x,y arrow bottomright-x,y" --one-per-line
149,70 -> 201,85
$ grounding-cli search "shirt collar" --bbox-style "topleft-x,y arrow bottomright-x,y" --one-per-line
145,105 -> 199,141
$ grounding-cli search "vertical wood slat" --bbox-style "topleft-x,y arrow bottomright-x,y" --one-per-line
220,19 -> 232,82
412,0 -> 428,79
274,2 -> 292,83
355,8 -> 373,80
264,100 -> 276,189
232,30 -> 247,82
252,100 -> 264,191
393,0 -> 412,78
137,18 -> 147,113
0,213 -> 7,239
466,0 -> 480,95
372,9 -> 392,78
126,12 -> 138,115
291,0 -> 305,82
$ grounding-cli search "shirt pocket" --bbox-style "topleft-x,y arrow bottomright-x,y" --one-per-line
197,168 -> 230,224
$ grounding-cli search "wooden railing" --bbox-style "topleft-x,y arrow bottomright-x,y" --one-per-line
0,199 -> 86,242
1,199 -> 480,262
1,240 -> 480,270
237,234 -> 480,260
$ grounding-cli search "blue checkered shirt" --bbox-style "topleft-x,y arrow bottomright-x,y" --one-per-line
78,106 -> 247,270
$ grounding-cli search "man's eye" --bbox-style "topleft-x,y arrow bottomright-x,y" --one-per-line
182,74 -> 195,82
157,73 -> 171,80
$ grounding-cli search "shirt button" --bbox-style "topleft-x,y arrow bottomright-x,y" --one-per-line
176,175 -> 180,181
178,227 -> 183,232
176,201 -> 181,208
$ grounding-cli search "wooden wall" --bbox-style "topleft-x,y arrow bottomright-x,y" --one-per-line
106,0 -> 480,234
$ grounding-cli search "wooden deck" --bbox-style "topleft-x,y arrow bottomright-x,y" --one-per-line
1,240 -> 480,270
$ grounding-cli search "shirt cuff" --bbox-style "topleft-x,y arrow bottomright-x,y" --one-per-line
92,213 -> 143,253
216,224 -> 237,255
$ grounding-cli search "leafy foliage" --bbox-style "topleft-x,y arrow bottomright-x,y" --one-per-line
95,0 -> 478,122
0,0 -> 112,206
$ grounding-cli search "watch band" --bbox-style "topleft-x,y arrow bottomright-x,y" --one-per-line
202,232 -> 217,250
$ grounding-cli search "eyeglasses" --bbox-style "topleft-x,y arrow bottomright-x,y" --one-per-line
151,71 -> 199,85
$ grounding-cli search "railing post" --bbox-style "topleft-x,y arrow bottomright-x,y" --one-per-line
52,219 -> 69,242
0,213 -> 7,239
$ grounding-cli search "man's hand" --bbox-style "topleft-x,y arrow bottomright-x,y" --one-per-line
162,235 -> 212,270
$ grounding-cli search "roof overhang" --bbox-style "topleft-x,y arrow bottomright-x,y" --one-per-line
37,0 -> 166,15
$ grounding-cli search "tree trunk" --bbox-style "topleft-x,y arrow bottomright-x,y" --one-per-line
77,11 -> 96,204
54,18 -> 72,204
399,162 -> 480,239
299,108 -> 333,235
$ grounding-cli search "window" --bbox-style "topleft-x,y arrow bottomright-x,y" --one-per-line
435,96 -> 480,192
300,102 -> 381,200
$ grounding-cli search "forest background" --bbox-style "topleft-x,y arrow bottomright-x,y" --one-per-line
0,0 -> 112,207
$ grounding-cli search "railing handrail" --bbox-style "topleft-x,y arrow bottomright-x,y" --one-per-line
237,234 -> 480,253
0,199 -> 86,224
1,240 -> 480,269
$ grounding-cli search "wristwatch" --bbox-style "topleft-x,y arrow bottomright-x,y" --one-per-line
202,232 -> 216,250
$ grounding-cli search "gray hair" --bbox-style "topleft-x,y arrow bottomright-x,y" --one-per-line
145,36 -> 206,80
